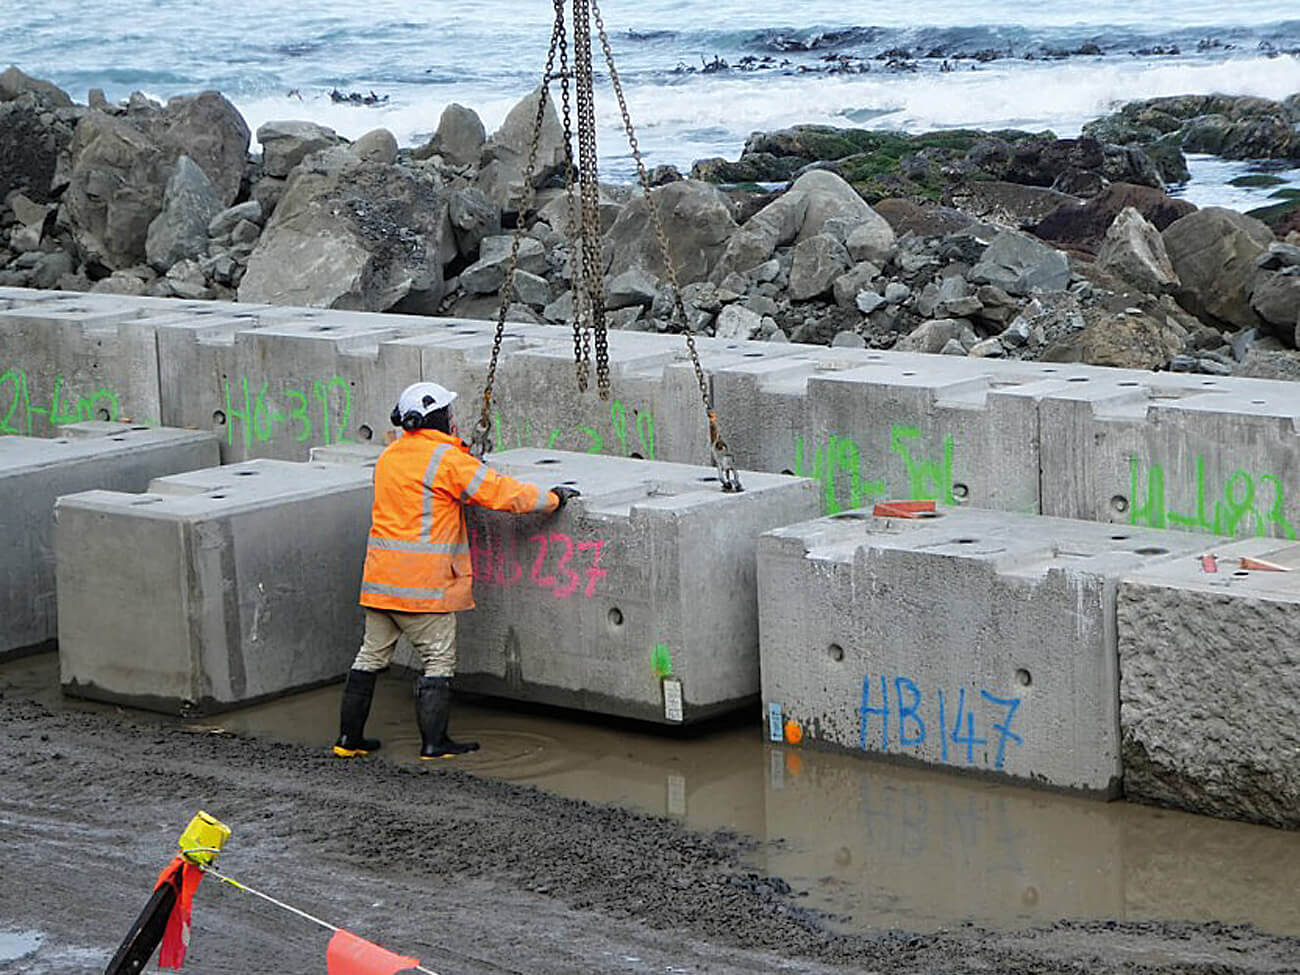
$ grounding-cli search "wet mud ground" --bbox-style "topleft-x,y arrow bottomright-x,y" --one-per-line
3,663 -> 1300,973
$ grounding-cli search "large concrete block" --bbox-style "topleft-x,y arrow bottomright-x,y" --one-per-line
0,422 -> 218,658
759,508 -> 1213,793
1118,539 -> 1300,826
457,449 -> 821,723
56,458 -> 373,712
1039,372 -> 1300,542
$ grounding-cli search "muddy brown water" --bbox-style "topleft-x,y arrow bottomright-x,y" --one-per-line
6,652 -> 1300,939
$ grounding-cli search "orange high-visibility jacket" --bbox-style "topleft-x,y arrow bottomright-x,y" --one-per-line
360,430 -> 558,613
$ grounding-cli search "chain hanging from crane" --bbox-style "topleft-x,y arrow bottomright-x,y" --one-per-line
468,0 -> 743,493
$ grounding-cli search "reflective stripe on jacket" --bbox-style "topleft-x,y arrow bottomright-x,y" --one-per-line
360,430 -> 558,612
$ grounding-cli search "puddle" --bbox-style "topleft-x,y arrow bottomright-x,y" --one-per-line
5,655 -> 1300,936
0,930 -> 43,964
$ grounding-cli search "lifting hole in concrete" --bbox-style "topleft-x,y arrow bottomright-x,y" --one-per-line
828,643 -> 845,663
129,497 -> 162,505
129,425 -> 149,431
1041,367 -> 1058,373
315,326 -> 334,331
456,329 -> 478,335
744,352 -> 763,358
952,482 -> 970,501
698,475 -> 719,482
536,458 -> 560,465
358,424 -> 373,441
867,354 -> 882,360
234,470 -> 257,476
1110,534 -> 1129,541
954,537 -> 977,544
780,468 -> 794,476
1118,381 -> 1139,387
1201,381 -> 1216,386
209,494 -> 226,499
213,410 -> 226,426
1068,376 -> 1089,383
916,511 -> 941,519
1016,668 -> 1032,687
1134,547 -> 1168,556
630,452 -> 644,460
53,439 -> 68,445
96,409 -> 111,420
561,480 -> 578,486
1251,400 -> 1266,405
1022,886 -> 1039,907
1110,495 -> 1129,513
831,512 -> 869,520
109,437 -> 125,442
902,371 -> 916,377
607,607 -> 624,628
1234,570 -> 1250,577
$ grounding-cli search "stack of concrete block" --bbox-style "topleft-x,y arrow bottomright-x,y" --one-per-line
56,458 -> 373,713
445,449 -> 820,724
1118,538 -> 1300,827
1038,371 -> 1300,541
0,422 -> 219,658
758,507 -> 1215,793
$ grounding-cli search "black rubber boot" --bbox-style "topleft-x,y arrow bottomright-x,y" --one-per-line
416,675 -> 479,759
332,669 -> 382,757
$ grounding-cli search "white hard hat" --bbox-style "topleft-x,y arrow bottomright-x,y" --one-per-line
393,381 -> 457,425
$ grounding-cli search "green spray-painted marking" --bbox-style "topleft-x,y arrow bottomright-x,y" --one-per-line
651,643 -> 673,679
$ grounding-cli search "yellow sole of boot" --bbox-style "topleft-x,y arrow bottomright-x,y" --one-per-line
331,745 -> 369,758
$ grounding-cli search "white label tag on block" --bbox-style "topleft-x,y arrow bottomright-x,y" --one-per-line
767,701 -> 783,742
662,677 -> 683,723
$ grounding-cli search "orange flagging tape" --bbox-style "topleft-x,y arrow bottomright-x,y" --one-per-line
327,929 -> 421,975
872,500 -> 936,518
1239,556 -> 1291,572
154,856 -> 204,970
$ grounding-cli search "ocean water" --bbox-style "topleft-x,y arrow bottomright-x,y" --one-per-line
4,1 -> 1300,204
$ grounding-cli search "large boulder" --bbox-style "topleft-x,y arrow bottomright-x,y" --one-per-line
1031,182 -> 1196,254
948,180 -> 1078,230
0,66 -> 73,107
602,179 -> 737,284
447,186 -> 501,258
0,94 -> 80,202
1162,207 -> 1273,330
257,120 -> 344,178
475,87 -> 565,214
238,156 -> 453,312
1250,268 -> 1300,346
145,156 -> 224,271
969,231 -> 1070,295
60,91 -> 249,269
415,103 -> 486,167
459,233 -> 547,294
1096,207 -> 1178,294
1041,310 -> 1182,369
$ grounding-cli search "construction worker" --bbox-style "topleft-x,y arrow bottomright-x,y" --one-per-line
333,381 -> 579,760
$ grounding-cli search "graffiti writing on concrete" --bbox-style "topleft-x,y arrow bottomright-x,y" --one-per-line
795,425 -> 957,514
858,674 -> 1023,771
1129,456 -> 1296,540
470,527 -> 608,599
494,399 -> 656,460
0,368 -> 121,435
222,376 -> 353,450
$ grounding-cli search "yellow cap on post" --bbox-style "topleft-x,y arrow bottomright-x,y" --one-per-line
177,811 -> 231,866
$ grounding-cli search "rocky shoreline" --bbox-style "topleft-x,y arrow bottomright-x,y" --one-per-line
1,65 -> 1299,379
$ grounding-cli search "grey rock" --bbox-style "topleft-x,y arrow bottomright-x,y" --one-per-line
788,233 -> 851,301
894,318 -> 964,354
606,305 -> 643,329
1097,206 -> 1178,293
1169,354 -> 1197,372
448,187 -> 501,257
856,291 -> 886,314
30,250 -> 73,289
10,193 -> 51,229
145,155 -> 224,271
767,328 -> 790,343
603,180 -> 736,285
0,94 -> 78,203
352,128 -> 398,165
831,330 -> 867,348
745,294 -> 779,317
252,178 -> 286,219
507,269 -> 551,308
14,250 -> 44,269
1163,207 -> 1273,330
543,290 -> 574,323
844,212 -> 897,265
460,233 -> 547,293
720,271 -> 750,295
969,337 -> 1005,357
832,261 -> 880,309
208,200 -> 263,238
606,267 -> 661,309
0,269 -> 30,286
1250,267 -> 1300,343
750,259 -> 780,282
969,231 -> 1070,296
416,103 -> 486,167
940,295 -> 983,317
1001,317 -> 1031,347
0,66 -> 73,107
940,338 -> 967,356
257,120 -> 343,178
229,219 -> 261,246
936,275 -> 971,303
88,88 -> 108,111
1196,356 -> 1233,375
884,281 -> 911,304
976,284 -> 1016,307
915,282 -> 941,318
476,88 -> 565,213
89,272 -> 148,296
536,185 -> 625,236
1257,242 -> 1300,271
715,303 -> 764,340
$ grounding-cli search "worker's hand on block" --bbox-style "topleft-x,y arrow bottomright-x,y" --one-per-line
550,486 -> 581,509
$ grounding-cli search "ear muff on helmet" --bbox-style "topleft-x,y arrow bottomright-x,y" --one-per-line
391,393 -> 442,432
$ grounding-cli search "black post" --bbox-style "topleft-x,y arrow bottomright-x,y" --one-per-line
103,882 -> 177,975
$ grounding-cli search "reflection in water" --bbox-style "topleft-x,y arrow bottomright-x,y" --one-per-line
6,655 -> 1300,935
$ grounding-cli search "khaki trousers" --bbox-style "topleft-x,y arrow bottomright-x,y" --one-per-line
352,609 -> 457,677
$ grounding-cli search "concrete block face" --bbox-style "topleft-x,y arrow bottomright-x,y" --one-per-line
1118,539 -> 1300,826
456,449 -> 821,723
759,508 -> 1213,793
1038,372 -> 1300,542
55,459 -> 373,713
0,423 -> 219,658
